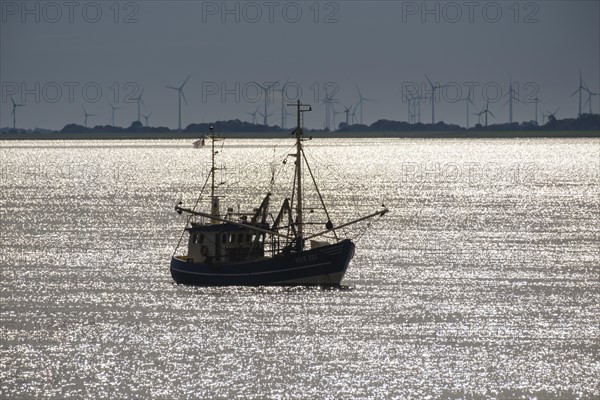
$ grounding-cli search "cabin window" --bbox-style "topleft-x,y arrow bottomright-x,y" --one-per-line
238,234 -> 243,243
198,234 -> 204,243
228,234 -> 235,244
221,234 -> 226,244
246,234 -> 251,243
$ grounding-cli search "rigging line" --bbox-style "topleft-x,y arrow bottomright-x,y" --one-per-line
172,158 -> 213,258
262,142 -> 297,194
301,149 -> 339,241
288,157 -> 297,239
265,145 -> 295,193
354,212 -> 385,243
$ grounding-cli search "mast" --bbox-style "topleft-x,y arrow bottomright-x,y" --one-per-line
295,101 -> 303,240
288,100 -> 312,249
209,126 -> 220,223
210,126 -> 215,201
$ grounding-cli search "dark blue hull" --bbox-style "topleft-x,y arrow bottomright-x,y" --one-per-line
170,239 -> 355,286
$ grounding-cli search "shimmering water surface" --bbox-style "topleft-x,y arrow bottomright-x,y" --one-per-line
1,138 -> 599,399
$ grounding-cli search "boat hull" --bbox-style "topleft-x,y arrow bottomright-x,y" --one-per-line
170,239 -> 355,286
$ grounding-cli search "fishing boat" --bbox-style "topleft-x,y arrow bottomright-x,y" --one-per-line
170,100 -> 387,286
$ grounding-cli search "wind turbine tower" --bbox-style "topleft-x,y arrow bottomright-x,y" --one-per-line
355,84 -> 375,125
343,105 -> 352,125
82,105 -> 95,128
167,75 -> 191,130
532,97 -> 541,125
583,87 -> 598,114
570,70 -> 587,117
9,96 -> 24,129
254,81 -> 279,126
460,88 -> 475,129
504,77 -> 519,124
275,82 -> 290,129
425,74 -> 445,124
247,106 -> 260,124
132,89 -> 146,123
108,101 -> 120,126
481,100 -> 495,127
142,112 -> 151,126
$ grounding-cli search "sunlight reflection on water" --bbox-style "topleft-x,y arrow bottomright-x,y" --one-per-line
1,138 -> 599,399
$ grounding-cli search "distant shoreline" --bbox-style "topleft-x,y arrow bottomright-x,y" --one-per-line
1,130 -> 598,140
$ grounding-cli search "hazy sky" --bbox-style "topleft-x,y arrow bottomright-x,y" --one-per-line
1,0 -> 599,130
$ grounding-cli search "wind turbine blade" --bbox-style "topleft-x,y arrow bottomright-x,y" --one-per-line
82,105 -> 87,114
166,86 -> 179,91
11,109 -> 15,116
570,88 -> 580,97
181,74 -> 191,89
355,83 -> 363,99
424,74 -> 433,88
252,81 -> 266,90
488,110 -> 495,118
583,96 -> 591,109
181,90 -> 188,106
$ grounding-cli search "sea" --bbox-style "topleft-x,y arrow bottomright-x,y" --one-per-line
1,138 -> 598,399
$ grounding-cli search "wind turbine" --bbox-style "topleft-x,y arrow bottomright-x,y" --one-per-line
570,70 -> 587,117
355,84 -> 376,125
274,81 -> 291,128
403,90 -> 417,124
258,111 -> 273,126
474,109 -> 483,126
531,97 -> 541,125
321,93 -> 338,130
107,101 -> 121,126
547,108 -> 559,120
253,81 -> 279,126
246,106 -> 260,124
503,77 -> 519,123
132,89 -> 146,123
142,112 -> 151,126
332,104 -> 345,130
167,74 -> 191,130
9,96 -> 24,129
424,74 -> 445,124
82,105 -> 95,128
343,105 -> 353,125
540,110 -> 548,125
459,87 -> 476,128
481,100 -> 495,127
349,105 -> 358,124
583,87 -> 598,114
